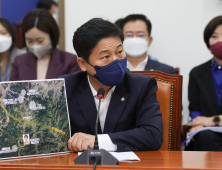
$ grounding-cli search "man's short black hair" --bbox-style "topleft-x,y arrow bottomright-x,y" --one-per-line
204,15 -> 222,49
119,14 -> 152,36
114,18 -> 123,28
37,0 -> 57,10
73,18 -> 124,62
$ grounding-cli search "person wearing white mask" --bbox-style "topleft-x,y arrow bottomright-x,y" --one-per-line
0,18 -> 25,82
118,14 -> 175,74
10,9 -> 80,81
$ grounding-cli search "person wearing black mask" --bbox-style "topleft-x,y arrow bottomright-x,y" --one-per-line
60,18 -> 163,152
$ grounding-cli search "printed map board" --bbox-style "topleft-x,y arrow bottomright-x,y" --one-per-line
0,79 -> 70,159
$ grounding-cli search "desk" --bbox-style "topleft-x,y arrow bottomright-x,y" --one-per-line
0,151 -> 221,170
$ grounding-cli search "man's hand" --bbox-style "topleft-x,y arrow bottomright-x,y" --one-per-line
191,116 -> 214,127
189,125 -> 204,133
68,133 -> 95,152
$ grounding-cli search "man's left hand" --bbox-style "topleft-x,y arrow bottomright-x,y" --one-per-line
68,132 -> 95,152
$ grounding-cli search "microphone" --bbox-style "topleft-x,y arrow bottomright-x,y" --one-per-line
94,88 -> 105,150
97,88 -> 105,99
74,88 -> 118,165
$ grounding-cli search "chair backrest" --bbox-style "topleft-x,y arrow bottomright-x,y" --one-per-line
132,71 -> 182,151
175,67 -> 180,75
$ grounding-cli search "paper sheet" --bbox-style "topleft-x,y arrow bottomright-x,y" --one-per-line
110,151 -> 140,161
187,126 -> 222,140
78,151 -> 140,161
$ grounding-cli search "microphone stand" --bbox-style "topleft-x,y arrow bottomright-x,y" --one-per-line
93,95 -> 101,150
74,92 -> 118,165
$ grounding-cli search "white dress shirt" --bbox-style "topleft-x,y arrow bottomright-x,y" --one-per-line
127,55 -> 148,71
87,76 -> 117,151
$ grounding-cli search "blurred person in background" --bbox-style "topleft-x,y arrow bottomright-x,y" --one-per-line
114,18 -> 123,28
118,14 -> 175,74
0,17 -> 26,82
10,9 -> 80,81
37,0 -> 58,21
115,17 -> 158,62
188,16 -> 222,151
37,0 -> 57,14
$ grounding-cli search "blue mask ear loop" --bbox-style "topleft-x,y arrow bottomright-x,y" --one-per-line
85,60 -> 96,78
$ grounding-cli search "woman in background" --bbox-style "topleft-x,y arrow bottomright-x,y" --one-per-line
188,16 -> 222,151
0,17 -> 25,81
10,9 -> 80,81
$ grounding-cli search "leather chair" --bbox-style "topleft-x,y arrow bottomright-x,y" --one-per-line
175,67 -> 180,75
181,125 -> 191,146
132,71 -> 183,151
14,21 -> 25,49
174,67 -> 191,149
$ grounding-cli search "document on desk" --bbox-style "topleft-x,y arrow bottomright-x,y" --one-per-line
110,151 -> 140,161
187,126 -> 222,140
78,151 -> 140,161
0,79 -> 71,159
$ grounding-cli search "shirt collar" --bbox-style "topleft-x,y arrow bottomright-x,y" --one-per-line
211,58 -> 221,71
87,75 -> 116,97
144,54 -> 149,63
127,55 -> 148,69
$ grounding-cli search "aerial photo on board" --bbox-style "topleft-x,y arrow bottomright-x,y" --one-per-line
0,79 -> 70,159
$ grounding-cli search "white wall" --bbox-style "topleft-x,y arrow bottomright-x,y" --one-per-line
65,0 -> 222,124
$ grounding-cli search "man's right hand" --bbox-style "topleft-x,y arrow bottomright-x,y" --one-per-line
68,132 -> 95,152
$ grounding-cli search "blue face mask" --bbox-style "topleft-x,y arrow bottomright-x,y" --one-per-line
87,57 -> 127,86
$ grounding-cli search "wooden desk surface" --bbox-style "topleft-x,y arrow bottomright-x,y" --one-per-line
0,151 -> 221,170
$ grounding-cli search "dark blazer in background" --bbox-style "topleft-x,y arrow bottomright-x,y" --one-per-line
188,59 -> 222,117
10,48 -> 80,81
60,69 -> 163,152
145,57 -> 176,74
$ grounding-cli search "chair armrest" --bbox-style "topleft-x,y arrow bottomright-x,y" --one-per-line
181,125 -> 191,142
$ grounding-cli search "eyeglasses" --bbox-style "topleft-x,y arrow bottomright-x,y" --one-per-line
124,32 -> 148,38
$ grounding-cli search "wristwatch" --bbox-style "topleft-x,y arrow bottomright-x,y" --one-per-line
213,116 -> 220,126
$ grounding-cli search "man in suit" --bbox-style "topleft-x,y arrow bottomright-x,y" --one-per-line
60,18 -> 163,152
118,14 -> 175,74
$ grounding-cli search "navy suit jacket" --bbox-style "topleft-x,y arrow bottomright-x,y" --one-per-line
60,69 -> 163,152
145,57 -> 176,74
10,48 -> 80,81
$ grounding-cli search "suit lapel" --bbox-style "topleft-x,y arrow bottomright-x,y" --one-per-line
103,79 -> 129,134
76,75 -> 102,134
25,52 -> 37,80
200,61 -> 220,113
145,57 -> 157,71
46,49 -> 64,79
